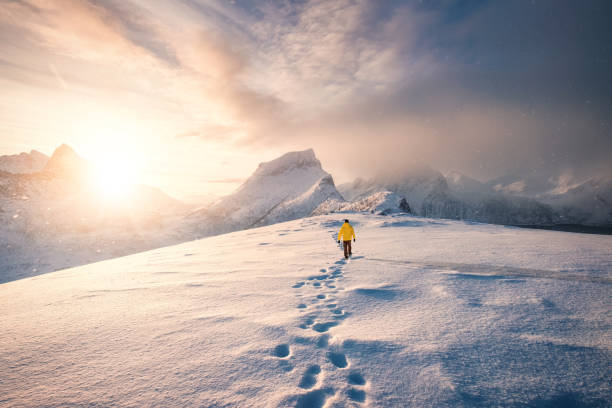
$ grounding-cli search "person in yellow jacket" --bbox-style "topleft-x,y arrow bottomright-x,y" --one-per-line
337,219 -> 356,259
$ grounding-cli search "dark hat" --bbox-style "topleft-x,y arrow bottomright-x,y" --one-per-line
344,219 -> 349,223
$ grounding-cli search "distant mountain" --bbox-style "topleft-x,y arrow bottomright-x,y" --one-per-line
339,165 -> 447,212
540,176 -> 612,226
187,149 -> 344,236
313,190 -> 411,216
339,165 -> 452,215
42,144 -> 91,178
483,167 -> 574,197
2,144 -> 610,283
445,171 -> 490,197
0,149 -> 48,174
337,165 -> 560,225
0,144 -> 189,283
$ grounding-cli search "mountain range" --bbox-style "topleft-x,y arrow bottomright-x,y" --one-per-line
1,144 -> 610,282
0,144 -> 187,282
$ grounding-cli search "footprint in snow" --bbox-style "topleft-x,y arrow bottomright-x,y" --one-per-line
274,344 -> 290,358
297,303 -> 307,309
327,351 -> 348,368
312,321 -> 339,333
292,282 -> 305,288
347,388 -> 366,403
295,387 -> 334,408
316,334 -> 330,348
346,370 -> 367,403
347,371 -> 366,385
308,274 -> 328,281
298,365 -> 321,389
316,294 -> 326,299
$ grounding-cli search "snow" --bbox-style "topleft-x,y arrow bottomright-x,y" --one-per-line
541,177 -> 612,226
313,191 -> 409,215
1,213 -> 610,407
187,149 -> 343,236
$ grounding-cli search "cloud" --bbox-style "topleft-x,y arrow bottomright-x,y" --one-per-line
206,177 -> 244,184
176,124 -> 238,141
1,0 -> 611,194
215,0 -> 612,182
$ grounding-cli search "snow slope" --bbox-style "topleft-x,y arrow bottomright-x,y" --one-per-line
1,213 -> 610,407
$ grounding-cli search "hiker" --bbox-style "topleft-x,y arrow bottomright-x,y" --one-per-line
337,219 -> 356,259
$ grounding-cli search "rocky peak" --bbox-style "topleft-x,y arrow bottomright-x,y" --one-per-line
253,149 -> 321,177
43,144 -> 90,177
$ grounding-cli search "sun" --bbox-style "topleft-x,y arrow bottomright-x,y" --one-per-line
92,156 -> 141,201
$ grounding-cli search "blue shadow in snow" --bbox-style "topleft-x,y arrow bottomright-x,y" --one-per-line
354,287 -> 399,300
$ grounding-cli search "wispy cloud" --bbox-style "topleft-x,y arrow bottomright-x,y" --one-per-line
1,0 -> 611,196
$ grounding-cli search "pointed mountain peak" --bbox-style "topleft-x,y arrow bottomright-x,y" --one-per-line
254,149 -> 321,177
43,144 -> 90,177
51,144 -> 76,157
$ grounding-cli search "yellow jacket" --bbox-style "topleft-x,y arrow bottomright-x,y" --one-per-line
338,223 -> 356,241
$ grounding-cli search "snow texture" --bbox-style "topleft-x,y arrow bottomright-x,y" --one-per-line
1,213 -> 610,407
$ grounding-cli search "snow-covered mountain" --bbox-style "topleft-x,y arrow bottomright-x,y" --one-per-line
0,144 -> 189,283
2,213 -> 610,407
445,171 -> 490,197
187,149 -> 344,236
42,143 -> 91,178
0,149 -> 48,174
339,166 -> 446,212
485,171 -> 558,197
337,167 -> 559,225
540,176 -> 612,226
2,144 -> 610,283
313,190 -> 411,216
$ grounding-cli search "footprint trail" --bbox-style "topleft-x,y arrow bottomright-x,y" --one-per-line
285,251 -> 368,405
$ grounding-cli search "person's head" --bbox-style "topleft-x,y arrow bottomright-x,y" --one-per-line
344,219 -> 349,224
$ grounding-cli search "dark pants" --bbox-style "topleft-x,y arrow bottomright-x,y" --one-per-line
343,240 -> 352,258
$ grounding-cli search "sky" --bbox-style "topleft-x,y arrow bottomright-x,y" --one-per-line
1,0 -> 611,202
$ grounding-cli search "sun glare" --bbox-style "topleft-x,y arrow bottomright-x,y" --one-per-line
92,156 -> 142,201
